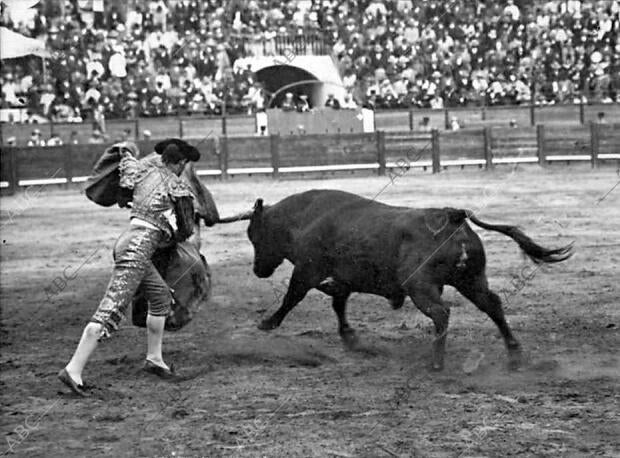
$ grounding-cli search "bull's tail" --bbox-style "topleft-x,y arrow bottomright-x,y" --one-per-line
452,209 -> 573,264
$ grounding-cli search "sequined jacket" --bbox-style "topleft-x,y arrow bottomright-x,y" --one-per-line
119,153 -> 194,241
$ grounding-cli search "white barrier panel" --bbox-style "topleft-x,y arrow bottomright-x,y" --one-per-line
196,170 -> 223,176
4,155 -> 616,190
227,167 -> 274,175
492,157 -> 539,164
546,155 -> 591,161
441,159 -> 487,166
279,163 -> 378,173
18,178 -> 67,186
386,160 -> 433,168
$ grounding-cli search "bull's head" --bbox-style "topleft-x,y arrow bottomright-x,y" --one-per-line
247,198 -> 284,278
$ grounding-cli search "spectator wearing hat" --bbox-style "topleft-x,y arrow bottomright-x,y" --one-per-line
325,93 -> 341,109
92,102 -> 106,133
88,128 -> 106,144
214,44 -> 231,82
155,73 -> 172,92
120,128 -> 133,142
430,93 -> 444,109
245,81 -> 265,114
151,92 -> 168,116
1,73 -> 20,106
256,108 -> 268,136
342,66 -> 357,87
281,92 -> 296,111
503,0 -> 520,21
39,84 -> 56,116
70,131 -> 80,145
27,129 -> 46,147
450,116 -> 461,131
419,116 -> 431,132
341,93 -> 358,110
189,92 -> 204,114
83,83 -> 102,110
380,79 -> 398,99
123,91 -> 140,118
203,86 -> 222,114
297,94 -> 310,112
109,46 -> 128,78
24,110 -> 38,124
393,76 -> 409,99
151,1 -> 169,29
47,133 -> 64,146
514,77 -> 531,104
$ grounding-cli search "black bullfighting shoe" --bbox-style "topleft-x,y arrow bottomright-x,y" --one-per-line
58,368 -> 88,397
142,360 -> 180,380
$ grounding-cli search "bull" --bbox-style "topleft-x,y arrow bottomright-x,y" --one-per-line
219,189 -> 572,371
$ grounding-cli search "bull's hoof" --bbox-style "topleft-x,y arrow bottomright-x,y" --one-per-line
430,358 -> 445,372
340,328 -> 359,349
257,318 -> 279,331
389,296 -> 405,310
508,347 -> 524,371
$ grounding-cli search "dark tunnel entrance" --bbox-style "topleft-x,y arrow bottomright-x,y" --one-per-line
256,65 -> 319,109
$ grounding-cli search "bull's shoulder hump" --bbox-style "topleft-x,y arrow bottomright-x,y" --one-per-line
297,189 -> 367,205
273,189 -> 371,214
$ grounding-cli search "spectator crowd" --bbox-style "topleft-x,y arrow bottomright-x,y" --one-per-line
332,0 -> 620,109
1,0 -> 619,125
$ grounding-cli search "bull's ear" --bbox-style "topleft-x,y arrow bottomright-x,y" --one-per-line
254,198 -> 263,213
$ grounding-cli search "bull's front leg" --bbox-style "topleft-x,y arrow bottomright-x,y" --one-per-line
258,268 -> 314,331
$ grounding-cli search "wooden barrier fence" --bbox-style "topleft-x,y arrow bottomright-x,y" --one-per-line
375,103 -> 620,132
1,123 -> 619,195
3,103 -> 620,146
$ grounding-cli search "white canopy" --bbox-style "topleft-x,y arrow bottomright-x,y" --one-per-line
0,27 -> 50,59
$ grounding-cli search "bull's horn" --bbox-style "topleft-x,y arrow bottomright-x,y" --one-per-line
217,211 -> 253,223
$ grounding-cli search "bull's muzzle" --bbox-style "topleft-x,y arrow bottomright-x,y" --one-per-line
253,263 -> 274,278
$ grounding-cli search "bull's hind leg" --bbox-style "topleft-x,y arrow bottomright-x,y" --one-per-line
315,281 -> 357,346
408,283 -> 450,371
331,293 -> 359,349
455,274 -> 522,369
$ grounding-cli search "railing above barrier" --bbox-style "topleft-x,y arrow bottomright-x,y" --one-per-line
3,103 -> 620,147
1,124 -> 619,195
241,33 -> 330,57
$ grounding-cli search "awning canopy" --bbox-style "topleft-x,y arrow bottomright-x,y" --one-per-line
0,26 -> 50,59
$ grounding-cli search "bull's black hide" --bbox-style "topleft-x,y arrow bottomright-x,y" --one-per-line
235,189 -> 573,370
